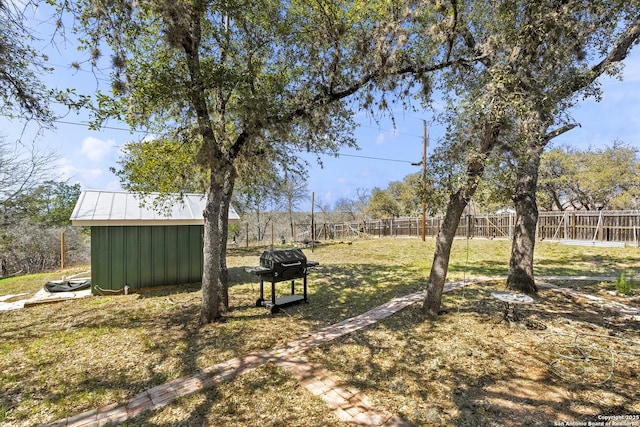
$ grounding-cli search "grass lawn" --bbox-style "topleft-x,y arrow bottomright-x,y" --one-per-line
0,238 -> 639,426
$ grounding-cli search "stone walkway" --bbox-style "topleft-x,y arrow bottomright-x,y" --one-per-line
537,281 -> 640,320
48,282 -> 474,427
45,277 -> 638,426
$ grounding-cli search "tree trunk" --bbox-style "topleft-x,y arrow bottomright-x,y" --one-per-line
201,161 -> 237,323
422,189 -> 475,317
422,149 -> 489,317
201,174 -> 224,324
289,207 -> 295,242
507,149 -> 540,295
217,166 -> 236,312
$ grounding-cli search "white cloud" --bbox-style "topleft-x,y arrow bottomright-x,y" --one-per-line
55,159 -> 79,183
81,136 -> 116,162
55,158 -> 105,189
375,126 -> 403,146
321,191 -> 336,206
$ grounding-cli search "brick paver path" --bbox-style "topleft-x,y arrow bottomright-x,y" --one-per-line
537,281 -> 640,320
48,282 -> 462,427
47,277 -> 629,426
280,355 -> 409,426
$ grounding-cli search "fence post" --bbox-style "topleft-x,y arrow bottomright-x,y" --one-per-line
509,213 -> 515,240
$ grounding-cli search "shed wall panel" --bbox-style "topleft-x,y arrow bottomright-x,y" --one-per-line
110,226 -> 126,289
177,229 -> 190,283
151,227 -> 166,287
164,226 -> 179,285
189,226 -> 203,279
125,227 -> 140,288
138,226 -> 153,287
90,225 -> 204,292
91,227 -> 110,290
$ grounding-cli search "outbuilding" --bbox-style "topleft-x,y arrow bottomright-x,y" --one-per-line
70,189 -> 240,293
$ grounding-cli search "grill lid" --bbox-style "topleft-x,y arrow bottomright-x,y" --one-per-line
260,248 -> 307,269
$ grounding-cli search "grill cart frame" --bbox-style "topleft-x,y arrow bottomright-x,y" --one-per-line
245,248 -> 319,313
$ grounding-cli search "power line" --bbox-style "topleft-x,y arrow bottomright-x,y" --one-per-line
49,110 -> 426,139
47,62 -> 112,82
0,114 -> 149,133
357,123 -> 423,140
2,115 -> 421,163
336,153 -> 417,164
53,119 -> 147,133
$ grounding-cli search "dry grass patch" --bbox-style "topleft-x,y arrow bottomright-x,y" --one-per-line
307,282 -> 640,426
1,238 -> 639,426
125,362 -> 349,427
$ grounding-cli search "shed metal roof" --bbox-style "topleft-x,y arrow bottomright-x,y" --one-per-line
70,190 -> 240,226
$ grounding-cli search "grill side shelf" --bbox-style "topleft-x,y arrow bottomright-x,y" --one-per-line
245,266 -> 272,276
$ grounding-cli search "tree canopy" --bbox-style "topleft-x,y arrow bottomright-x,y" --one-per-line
66,0 -> 640,322
70,0 -> 460,323
1,2 -> 87,126
539,144 -> 640,211
418,0 -> 640,314
0,1 -> 54,123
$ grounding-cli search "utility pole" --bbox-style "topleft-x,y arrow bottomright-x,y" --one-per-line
421,120 -> 428,241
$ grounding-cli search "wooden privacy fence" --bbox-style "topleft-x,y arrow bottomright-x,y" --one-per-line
319,211 -> 640,246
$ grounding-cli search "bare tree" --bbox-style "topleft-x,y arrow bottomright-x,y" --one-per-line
278,176 -> 309,242
0,1 -> 80,125
0,137 -> 57,214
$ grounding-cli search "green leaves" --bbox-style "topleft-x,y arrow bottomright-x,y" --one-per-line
112,136 -> 207,196
6,181 -> 81,227
75,0 -> 417,198
538,144 -> 640,211
0,2 -> 58,124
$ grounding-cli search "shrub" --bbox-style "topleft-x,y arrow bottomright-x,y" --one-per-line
615,271 -> 635,295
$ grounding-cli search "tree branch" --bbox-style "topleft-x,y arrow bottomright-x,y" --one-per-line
543,123 -> 579,143
592,15 -> 640,77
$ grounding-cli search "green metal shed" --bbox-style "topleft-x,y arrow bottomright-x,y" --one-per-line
70,190 -> 240,293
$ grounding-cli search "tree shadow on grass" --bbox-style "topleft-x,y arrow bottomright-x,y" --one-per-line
447,259 -> 509,277
447,287 -> 640,425
9,254 -> 637,425
301,281 -> 639,426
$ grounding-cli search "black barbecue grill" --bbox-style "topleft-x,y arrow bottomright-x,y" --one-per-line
246,248 -> 319,313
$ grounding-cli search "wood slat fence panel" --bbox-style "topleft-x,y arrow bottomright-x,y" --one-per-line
323,211 -> 640,246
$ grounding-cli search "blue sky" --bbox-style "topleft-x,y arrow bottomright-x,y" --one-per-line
3,4 -> 640,209
301,48 -> 640,207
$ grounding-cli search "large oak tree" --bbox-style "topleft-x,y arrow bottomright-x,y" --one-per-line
71,0 -> 459,323
505,5 -> 640,294
421,0 -> 640,315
